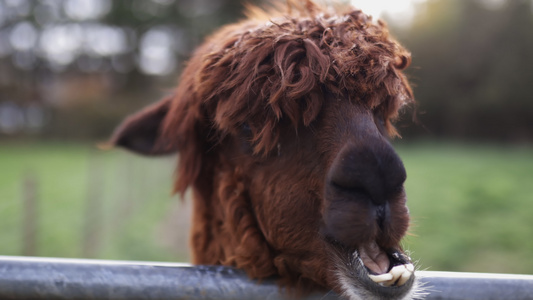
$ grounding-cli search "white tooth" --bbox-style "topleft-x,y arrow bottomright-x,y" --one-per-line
405,263 -> 415,273
382,280 -> 395,287
368,273 -> 393,283
390,265 -> 406,282
397,269 -> 412,286
369,264 -> 415,287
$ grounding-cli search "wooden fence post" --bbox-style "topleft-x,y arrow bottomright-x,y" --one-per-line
21,173 -> 38,256
82,153 -> 103,258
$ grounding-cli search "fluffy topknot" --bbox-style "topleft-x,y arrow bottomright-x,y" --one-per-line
162,0 -> 413,192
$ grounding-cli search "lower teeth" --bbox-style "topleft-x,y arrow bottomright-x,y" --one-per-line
368,263 -> 414,286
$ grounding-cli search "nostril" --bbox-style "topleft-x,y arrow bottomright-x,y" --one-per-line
329,175 -> 385,205
331,181 -> 368,196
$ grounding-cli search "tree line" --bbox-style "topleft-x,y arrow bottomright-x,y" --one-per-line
394,0 -> 533,142
0,0 -> 531,143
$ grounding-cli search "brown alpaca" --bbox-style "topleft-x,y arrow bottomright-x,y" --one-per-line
111,1 -> 422,299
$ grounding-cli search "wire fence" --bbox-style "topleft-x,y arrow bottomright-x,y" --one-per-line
1,145 -> 190,262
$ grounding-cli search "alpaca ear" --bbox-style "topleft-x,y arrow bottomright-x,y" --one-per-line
109,95 -> 177,155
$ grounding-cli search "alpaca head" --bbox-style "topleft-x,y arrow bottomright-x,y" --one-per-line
111,1 -> 418,299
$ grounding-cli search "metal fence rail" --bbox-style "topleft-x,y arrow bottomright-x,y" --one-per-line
0,256 -> 532,300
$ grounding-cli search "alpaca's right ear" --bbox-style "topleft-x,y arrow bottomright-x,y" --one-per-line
108,95 -> 178,156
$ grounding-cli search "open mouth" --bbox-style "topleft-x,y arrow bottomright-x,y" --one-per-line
327,237 -> 415,295
356,241 -> 414,287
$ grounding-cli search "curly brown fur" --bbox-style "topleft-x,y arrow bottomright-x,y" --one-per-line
111,1 -> 419,299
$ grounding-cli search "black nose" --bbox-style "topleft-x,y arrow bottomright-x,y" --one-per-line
327,139 -> 406,205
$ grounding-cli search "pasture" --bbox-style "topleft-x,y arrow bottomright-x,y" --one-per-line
0,141 -> 531,274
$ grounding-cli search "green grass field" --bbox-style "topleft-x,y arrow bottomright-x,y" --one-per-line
0,141 -> 188,262
0,141 -> 532,275
396,142 -> 533,274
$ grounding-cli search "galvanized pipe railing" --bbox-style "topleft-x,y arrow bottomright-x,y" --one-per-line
0,256 -> 532,300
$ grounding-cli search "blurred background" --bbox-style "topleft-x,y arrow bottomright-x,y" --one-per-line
0,0 -> 532,274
